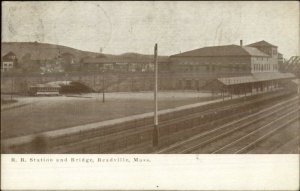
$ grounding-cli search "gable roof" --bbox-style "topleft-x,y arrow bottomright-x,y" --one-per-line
171,45 -> 269,57
217,72 -> 294,85
246,40 -> 277,48
242,47 -> 270,57
2,51 -> 17,61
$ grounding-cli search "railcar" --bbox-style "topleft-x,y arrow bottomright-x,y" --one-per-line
28,85 -> 60,96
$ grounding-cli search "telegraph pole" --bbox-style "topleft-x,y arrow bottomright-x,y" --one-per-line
10,77 -> 14,101
153,43 -> 159,147
102,71 -> 105,103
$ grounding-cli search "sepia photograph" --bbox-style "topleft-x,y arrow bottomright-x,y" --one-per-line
1,1 -> 299,190
1,1 -> 299,155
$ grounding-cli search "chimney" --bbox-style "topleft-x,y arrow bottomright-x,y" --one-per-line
240,40 -> 243,46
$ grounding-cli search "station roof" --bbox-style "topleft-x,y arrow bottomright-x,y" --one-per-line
217,72 -> 295,86
246,40 -> 277,48
171,45 -> 270,57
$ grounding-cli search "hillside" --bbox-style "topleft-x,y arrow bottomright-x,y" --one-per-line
1,42 -> 168,62
1,42 -> 107,61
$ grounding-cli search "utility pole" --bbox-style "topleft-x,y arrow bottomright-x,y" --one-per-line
102,70 -> 105,103
10,77 -> 14,101
153,43 -> 159,147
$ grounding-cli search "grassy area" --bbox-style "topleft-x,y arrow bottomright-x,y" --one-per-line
1,92 -> 217,138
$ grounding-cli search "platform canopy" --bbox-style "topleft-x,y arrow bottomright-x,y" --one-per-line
291,79 -> 300,85
202,72 -> 295,91
217,72 -> 295,86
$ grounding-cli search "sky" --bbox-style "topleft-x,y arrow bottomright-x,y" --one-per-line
2,1 -> 299,58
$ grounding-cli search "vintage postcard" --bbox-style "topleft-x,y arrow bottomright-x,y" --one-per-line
1,1 -> 299,190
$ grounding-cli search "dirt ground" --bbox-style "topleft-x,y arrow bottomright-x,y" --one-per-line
1,91 -> 217,138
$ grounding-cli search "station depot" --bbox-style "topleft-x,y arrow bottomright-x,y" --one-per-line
167,40 -> 297,95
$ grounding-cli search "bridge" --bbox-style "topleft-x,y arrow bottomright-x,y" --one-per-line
281,56 -> 300,77
1,72 -> 156,94
1,71 -> 235,94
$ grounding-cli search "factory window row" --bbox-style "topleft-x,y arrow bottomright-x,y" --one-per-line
256,57 -> 269,61
86,62 -> 157,72
253,63 -> 277,72
177,64 -> 248,72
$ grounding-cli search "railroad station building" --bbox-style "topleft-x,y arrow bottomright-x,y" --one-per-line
169,40 -> 280,75
167,40 -> 295,92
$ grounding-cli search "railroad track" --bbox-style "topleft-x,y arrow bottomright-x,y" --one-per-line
156,96 -> 299,154
119,105 -> 286,154
213,110 -> 299,154
268,135 -> 299,154
118,95 -> 298,154
237,120 -> 299,154
51,91 -> 295,153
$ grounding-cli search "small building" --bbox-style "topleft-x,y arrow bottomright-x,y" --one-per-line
1,52 -> 18,72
